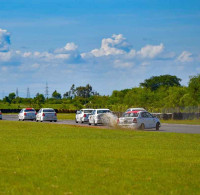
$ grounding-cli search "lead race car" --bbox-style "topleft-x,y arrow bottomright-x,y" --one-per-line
118,110 -> 161,130
88,109 -> 117,126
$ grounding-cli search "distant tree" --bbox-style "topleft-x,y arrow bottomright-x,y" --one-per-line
69,84 -> 76,98
188,74 -> 200,103
109,89 -> 131,104
34,93 -> 45,105
75,84 -> 94,98
164,86 -> 188,108
63,91 -> 69,99
52,90 -> 62,99
140,75 -> 182,91
85,84 -> 93,98
8,92 -> 16,102
124,87 -> 153,108
3,96 -> 11,104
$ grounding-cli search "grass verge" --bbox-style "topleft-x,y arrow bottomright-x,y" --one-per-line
0,121 -> 199,194
57,113 -> 76,120
161,119 -> 200,125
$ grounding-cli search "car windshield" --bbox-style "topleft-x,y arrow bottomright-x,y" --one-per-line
43,109 -> 55,113
97,110 -> 110,114
83,110 -> 93,114
123,113 -> 139,117
25,109 -> 35,112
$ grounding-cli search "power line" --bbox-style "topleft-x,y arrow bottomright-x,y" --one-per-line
27,87 -> 30,98
45,82 -> 49,99
16,88 -> 19,97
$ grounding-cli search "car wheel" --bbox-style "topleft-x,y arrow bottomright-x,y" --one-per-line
140,123 -> 145,130
36,120 -> 38,122
54,120 -> 57,122
75,119 -> 78,123
22,119 -> 24,121
156,122 -> 160,130
88,122 -> 91,125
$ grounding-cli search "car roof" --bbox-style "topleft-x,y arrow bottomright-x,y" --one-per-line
95,109 -> 110,110
42,108 -> 54,110
25,108 -> 35,110
127,110 -> 143,114
81,109 -> 94,110
128,108 -> 146,110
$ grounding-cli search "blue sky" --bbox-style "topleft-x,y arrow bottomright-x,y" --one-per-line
0,0 -> 200,97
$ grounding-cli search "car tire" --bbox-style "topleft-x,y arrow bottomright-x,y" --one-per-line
36,120 -> 38,122
140,123 -> 145,130
54,120 -> 57,122
156,122 -> 160,130
88,123 -> 91,125
75,119 -> 78,123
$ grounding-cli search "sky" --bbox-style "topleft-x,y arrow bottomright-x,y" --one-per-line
0,0 -> 200,98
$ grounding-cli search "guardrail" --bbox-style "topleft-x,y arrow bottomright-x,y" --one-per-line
0,109 -> 76,113
1,109 -> 200,119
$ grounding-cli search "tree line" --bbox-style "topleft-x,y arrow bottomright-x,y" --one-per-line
1,74 -> 200,112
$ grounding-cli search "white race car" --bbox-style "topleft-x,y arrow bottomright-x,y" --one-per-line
36,108 -> 57,122
118,110 -> 161,130
125,108 -> 146,112
75,109 -> 94,123
88,109 -> 117,126
18,108 -> 36,121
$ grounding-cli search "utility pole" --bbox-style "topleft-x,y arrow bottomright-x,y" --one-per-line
27,87 -> 30,98
16,88 -> 19,97
45,82 -> 49,99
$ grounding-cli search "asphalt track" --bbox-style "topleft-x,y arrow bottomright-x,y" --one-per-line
1,115 -> 200,134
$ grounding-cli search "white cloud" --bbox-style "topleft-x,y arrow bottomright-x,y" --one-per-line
0,28 -> 10,52
90,34 -> 131,57
1,66 -> 8,71
0,51 -> 12,61
54,42 -> 78,54
1,29 -> 199,97
31,63 -> 40,69
114,59 -> 134,68
55,53 -> 70,59
177,51 -> 193,62
141,62 -> 150,66
137,43 -> 164,58
64,42 -> 78,51
23,52 -> 32,57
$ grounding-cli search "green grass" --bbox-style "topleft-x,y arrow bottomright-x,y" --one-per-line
0,121 -> 199,194
57,113 -> 76,120
161,119 -> 200,125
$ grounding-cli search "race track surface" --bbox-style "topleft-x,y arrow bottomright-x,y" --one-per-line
1,115 -> 200,134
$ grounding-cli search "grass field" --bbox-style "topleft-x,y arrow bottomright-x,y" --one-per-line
0,121 -> 199,194
161,119 -> 200,125
57,113 -> 76,120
